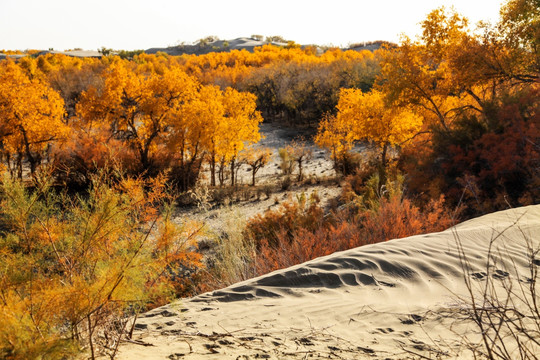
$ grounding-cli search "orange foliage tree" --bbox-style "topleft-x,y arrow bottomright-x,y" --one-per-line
377,8 -> 473,132
220,88 -> 263,186
383,3 -> 540,214
314,113 -> 356,172
316,88 -> 422,179
77,60 -> 198,173
74,57 -> 263,189
0,61 -> 67,177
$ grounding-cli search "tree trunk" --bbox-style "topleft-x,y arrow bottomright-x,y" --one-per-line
235,162 -> 242,185
17,152 -> 22,179
379,142 -> 388,186
218,159 -> 226,187
179,146 -> 187,191
20,125 -> 39,178
381,143 -> 388,169
6,152 -> 13,178
210,157 -> 216,187
139,145 -> 150,173
28,156 -> 37,178
230,158 -> 235,186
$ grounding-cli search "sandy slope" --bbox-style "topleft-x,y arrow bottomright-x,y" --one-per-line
116,205 -> 540,359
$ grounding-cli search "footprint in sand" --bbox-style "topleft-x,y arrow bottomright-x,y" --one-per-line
492,269 -> 510,279
400,314 -> 423,325
374,327 -> 395,334
471,272 -> 487,280
168,353 -> 184,359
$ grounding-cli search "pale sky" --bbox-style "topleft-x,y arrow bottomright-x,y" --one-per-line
0,0 -> 504,51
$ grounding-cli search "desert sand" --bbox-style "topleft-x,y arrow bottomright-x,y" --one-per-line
115,205 -> 540,359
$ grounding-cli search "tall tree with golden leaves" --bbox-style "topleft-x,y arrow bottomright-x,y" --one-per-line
220,87 -> 263,186
77,60 -> 198,172
317,88 -> 422,179
0,61 -> 67,177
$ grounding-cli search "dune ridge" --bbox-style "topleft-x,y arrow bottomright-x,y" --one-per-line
117,205 -> 540,359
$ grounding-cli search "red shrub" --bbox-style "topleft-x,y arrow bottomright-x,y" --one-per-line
250,193 -> 456,275
51,125 -> 139,189
244,194 -> 326,248
358,195 -> 456,244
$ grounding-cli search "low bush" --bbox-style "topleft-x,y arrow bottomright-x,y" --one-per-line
454,219 -> 540,359
0,172 -> 203,359
245,192 -> 326,248
50,126 -> 139,191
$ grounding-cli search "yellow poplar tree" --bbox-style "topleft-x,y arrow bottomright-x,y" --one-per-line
77,60 -> 198,171
376,8 -> 500,131
197,86 -> 263,187
194,85 -> 226,187
317,88 -> 423,176
0,61 -> 67,177
169,84 -> 224,189
220,87 -> 263,186
315,113 -> 356,171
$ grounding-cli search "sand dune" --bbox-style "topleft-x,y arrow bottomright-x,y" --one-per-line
146,37 -> 289,56
116,205 -> 540,359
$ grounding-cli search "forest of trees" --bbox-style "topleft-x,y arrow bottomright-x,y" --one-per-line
0,43 -> 379,190
0,0 -> 539,358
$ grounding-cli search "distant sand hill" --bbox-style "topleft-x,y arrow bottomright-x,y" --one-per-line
147,37 -> 288,55
0,50 -> 102,60
1,39 -> 387,60
38,50 -> 103,58
146,37 -> 388,56
116,205 -> 540,359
